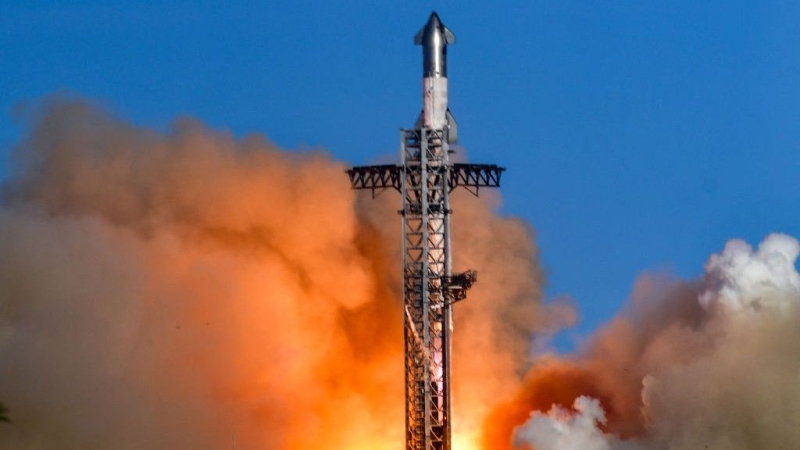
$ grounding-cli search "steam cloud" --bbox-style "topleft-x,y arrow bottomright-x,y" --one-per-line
3,96 -> 798,450
514,396 -> 621,450
492,234 -> 800,450
0,97 -> 547,449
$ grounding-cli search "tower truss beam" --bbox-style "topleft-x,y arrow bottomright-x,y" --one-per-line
345,12 -> 504,450
346,164 -> 402,197
401,127 -> 451,450
347,164 -> 504,196
347,134 -> 504,450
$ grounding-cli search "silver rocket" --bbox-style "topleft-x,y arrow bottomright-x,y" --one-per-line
347,13 -> 505,449
415,12 -> 458,142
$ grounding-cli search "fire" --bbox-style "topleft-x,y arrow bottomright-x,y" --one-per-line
452,430 -> 482,450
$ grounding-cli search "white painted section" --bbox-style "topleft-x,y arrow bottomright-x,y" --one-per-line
422,76 -> 448,129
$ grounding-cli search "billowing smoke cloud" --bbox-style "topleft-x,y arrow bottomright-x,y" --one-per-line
514,396 -> 623,450
489,233 -> 800,450
0,97 -> 547,449
8,96 -> 797,450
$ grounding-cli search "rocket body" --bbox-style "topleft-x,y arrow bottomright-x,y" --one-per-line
423,77 -> 449,129
415,12 -> 458,141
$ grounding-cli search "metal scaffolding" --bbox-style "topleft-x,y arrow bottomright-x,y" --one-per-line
347,127 -> 502,450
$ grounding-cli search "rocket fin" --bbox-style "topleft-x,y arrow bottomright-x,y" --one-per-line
414,28 -> 424,45
446,109 -> 458,143
444,27 -> 455,44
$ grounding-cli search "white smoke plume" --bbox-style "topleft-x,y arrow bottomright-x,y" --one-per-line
700,233 -> 800,313
507,233 -> 800,450
514,396 -> 615,450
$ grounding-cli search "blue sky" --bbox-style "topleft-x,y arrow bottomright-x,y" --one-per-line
2,1 -> 800,345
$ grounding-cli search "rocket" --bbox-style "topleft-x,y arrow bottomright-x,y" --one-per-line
348,14 -> 504,449
415,12 -> 458,143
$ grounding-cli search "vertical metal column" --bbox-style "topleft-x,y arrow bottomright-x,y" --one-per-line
348,137 -> 501,450
346,13 -> 504,449
402,127 -> 451,450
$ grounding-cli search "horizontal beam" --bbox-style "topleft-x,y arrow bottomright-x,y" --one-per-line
346,164 -> 402,196
347,163 -> 505,197
449,164 -> 504,195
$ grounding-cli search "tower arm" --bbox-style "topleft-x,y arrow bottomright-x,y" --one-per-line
449,163 -> 505,195
443,269 -> 477,304
346,164 -> 403,197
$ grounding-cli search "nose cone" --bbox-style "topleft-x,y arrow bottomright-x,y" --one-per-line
415,12 -> 455,46
427,11 -> 443,31
414,11 -> 456,78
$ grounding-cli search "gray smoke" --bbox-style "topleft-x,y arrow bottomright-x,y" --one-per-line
513,233 -> 800,450
0,97 -> 547,449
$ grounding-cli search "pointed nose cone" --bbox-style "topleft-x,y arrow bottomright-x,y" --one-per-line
427,11 -> 443,30
414,11 -> 456,78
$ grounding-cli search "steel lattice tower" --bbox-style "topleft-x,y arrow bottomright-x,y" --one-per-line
347,12 -> 503,450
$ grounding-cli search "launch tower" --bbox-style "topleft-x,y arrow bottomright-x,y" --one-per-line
347,12 -> 504,450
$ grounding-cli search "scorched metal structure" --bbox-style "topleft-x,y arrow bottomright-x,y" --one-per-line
347,12 -> 504,450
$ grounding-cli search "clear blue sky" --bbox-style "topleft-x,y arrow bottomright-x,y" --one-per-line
2,1 -> 799,345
